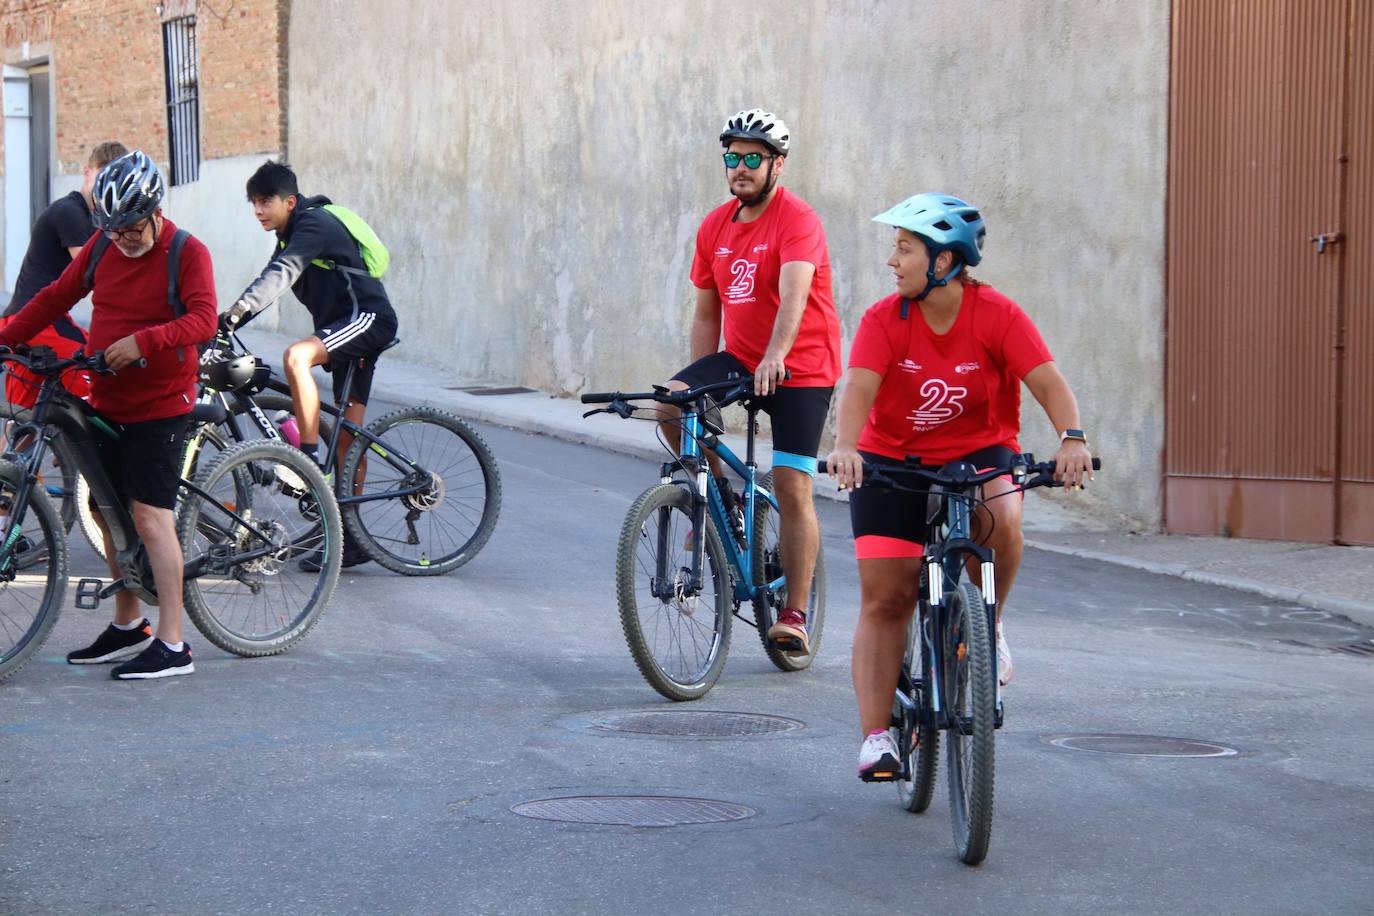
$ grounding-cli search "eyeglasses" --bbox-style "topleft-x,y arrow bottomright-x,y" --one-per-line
722,152 -> 775,170
101,219 -> 150,242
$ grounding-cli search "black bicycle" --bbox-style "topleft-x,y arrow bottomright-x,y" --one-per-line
190,330 -> 502,575
0,345 -> 344,681
582,375 -> 825,701
821,452 -> 1099,865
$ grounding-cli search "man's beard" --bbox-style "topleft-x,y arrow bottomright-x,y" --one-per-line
116,238 -> 155,258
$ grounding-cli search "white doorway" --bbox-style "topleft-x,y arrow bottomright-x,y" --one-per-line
3,65 -> 32,293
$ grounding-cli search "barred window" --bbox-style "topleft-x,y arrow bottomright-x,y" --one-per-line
163,15 -> 200,185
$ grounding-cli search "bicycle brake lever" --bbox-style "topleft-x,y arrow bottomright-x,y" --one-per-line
581,407 -> 609,419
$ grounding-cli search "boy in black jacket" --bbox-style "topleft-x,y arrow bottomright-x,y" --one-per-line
222,160 -> 399,568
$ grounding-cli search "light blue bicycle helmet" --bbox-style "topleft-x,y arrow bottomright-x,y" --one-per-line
873,193 -> 986,302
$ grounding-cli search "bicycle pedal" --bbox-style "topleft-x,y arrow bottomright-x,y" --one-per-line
75,577 -> 104,610
859,765 -> 902,783
205,543 -> 234,575
995,700 -> 1005,729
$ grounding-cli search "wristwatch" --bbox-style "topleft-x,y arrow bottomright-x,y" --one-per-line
1060,428 -> 1088,445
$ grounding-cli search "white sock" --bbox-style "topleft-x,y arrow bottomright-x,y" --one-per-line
160,639 -> 184,653
113,618 -> 144,631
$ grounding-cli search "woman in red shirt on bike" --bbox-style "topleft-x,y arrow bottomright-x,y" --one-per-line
825,193 -> 1093,779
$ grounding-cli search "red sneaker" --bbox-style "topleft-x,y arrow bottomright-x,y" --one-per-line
767,607 -> 810,655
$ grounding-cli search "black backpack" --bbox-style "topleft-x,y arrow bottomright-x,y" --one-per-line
82,228 -> 195,361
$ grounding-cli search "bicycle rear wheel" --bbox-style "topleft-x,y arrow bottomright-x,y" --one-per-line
177,440 -> 342,657
0,460 -> 68,681
750,470 -> 825,671
616,483 -> 731,701
341,407 -> 501,575
897,604 -> 939,813
945,579 -> 996,864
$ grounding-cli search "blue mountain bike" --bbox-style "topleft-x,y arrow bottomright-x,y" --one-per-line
582,376 -> 825,701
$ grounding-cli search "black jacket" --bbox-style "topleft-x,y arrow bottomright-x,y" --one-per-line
235,194 -> 394,330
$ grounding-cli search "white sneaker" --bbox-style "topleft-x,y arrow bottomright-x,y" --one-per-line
997,626 -> 1013,686
857,729 -> 901,781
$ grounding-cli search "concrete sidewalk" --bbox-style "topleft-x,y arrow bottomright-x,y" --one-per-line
238,327 -> 1374,627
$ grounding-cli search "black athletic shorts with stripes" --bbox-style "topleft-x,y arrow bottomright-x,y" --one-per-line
315,310 -> 398,406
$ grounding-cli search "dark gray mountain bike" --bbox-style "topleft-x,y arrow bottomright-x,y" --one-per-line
0,345 -> 343,681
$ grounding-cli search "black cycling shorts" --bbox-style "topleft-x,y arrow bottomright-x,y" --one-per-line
315,310 -> 398,405
848,445 -> 1016,559
671,351 -> 832,475
90,412 -> 191,511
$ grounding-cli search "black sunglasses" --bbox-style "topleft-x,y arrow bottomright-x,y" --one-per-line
722,152 -> 774,169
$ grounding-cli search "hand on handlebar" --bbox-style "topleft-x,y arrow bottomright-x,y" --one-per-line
1051,439 -> 1095,490
824,446 -> 865,491
753,352 -> 788,398
102,334 -> 144,371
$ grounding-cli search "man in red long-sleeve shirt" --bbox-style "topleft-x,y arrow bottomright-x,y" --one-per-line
0,150 -> 216,679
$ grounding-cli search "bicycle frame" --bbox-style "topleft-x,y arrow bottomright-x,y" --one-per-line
895,480 -> 999,731
3,362 -> 288,604
195,370 -> 431,508
663,400 -> 781,607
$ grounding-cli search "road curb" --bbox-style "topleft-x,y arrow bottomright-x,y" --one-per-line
1025,538 -> 1374,627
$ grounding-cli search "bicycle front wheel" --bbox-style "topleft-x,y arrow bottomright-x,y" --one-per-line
177,440 -> 342,657
616,483 -> 731,701
341,407 -> 501,575
945,579 -> 996,865
0,459 -> 68,681
750,470 -> 826,671
897,604 -> 939,813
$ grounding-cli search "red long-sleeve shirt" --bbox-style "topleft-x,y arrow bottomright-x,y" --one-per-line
0,218 -> 217,423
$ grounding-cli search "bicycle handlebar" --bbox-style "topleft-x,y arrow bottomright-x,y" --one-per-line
580,370 -> 790,413
0,344 -> 143,376
817,454 -> 1102,492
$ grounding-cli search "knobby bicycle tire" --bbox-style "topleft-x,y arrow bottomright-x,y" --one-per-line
177,439 -> 342,657
341,407 -> 501,576
945,579 -> 996,864
0,459 -> 69,681
750,469 -> 826,671
898,605 -> 939,813
616,483 -> 731,701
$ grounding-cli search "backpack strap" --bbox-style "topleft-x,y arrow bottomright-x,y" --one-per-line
167,228 -> 190,318
82,235 -> 113,290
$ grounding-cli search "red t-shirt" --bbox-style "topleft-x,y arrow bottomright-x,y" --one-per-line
0,219 -> 217,423
690,187 -> 841,387
848,285 -> 1053,463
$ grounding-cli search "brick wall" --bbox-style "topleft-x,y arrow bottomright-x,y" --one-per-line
1,0 -> 283,178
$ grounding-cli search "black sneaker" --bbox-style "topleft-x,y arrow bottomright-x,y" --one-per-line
298,539 -> 370,572
67,620 -> 154,665
111,640 -> 194,680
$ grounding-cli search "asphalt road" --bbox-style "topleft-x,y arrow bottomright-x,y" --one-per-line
2,411 -> 1372,915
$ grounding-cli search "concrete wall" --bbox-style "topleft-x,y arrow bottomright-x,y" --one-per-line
288,0 -> 1169,524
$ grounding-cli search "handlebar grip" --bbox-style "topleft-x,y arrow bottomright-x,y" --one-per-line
133,358 -> 148,369
1092,457 -> 1102,471
580,392 -> 618,404
816,459 -> 828,474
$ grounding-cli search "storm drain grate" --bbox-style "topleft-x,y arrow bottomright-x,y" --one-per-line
589,710 -> 805,738
1046,734 -> 1239,758
444,385 -> 537,396
511,795 -> 757,827
1333,639 -> 1374,658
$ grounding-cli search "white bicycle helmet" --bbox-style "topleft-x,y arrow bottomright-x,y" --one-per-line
91,150 -> 164,230
719,108 -> 791,155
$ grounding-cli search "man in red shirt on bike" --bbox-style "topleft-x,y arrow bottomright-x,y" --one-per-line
0,151 -> 216,679
663,108 -> 842,656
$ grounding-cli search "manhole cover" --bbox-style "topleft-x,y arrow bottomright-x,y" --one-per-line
589,710 -> 804,738
511,795 -> 757,827
1046,734 -> 1239,758
444,385 -> 537,396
